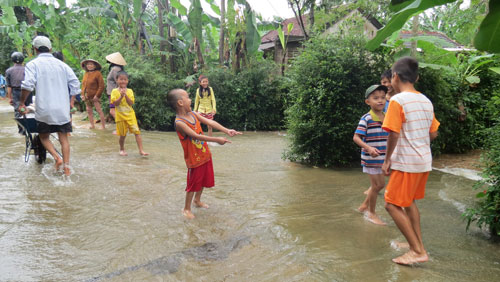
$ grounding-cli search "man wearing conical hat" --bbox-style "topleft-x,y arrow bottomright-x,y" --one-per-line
18,36 -> 81,176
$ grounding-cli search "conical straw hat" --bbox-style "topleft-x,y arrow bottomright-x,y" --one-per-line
105,52 -> 127,66
81,59 -> 102,71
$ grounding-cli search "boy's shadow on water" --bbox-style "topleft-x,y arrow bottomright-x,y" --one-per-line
86,235 -> 251,281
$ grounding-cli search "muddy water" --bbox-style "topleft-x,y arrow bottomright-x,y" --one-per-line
0,100 -> 499,281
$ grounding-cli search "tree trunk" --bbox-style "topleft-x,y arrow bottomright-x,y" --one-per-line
290,0 -> 308,39
158,0 -> 166,64
219,0 -> 226,65
411,15 -> 419,57
308,0 -> 315,32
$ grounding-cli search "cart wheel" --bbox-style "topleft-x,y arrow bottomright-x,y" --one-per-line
34,134 -> 47,164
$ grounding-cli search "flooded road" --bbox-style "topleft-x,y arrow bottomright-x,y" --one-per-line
0,100 -> 499,281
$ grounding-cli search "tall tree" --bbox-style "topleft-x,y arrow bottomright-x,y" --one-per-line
219,0 -> 226,64
158,0 -> 167,64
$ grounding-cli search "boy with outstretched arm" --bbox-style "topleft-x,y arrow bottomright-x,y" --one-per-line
167,89 -> 241,219
382,57 -> 440,265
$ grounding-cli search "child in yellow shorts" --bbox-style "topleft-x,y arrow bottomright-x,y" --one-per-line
110,71 -> 149,156
382,57 -> 439,265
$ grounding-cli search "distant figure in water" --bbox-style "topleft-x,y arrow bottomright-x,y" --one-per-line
194,75 -> 217,136
110,71 -> 148,156
80,59 -> 106,129
382,57 -> 440,265
167,89 -> 241,219
354,84 -> 389,226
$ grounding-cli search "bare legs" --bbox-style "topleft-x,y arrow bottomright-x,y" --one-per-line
135,134 -> 149,156
110,107 -> 116,134
118,134 -> 149,156
385,201 -> 428,264
207,125 -> 213,137
358,174 -> 386,225
183,189 -> 209,219
39,132 -> 71,176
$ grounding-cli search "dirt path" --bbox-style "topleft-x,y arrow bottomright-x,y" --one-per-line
433,150 -> 482,171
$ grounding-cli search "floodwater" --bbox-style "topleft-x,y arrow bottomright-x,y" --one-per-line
0,100 -> 499,281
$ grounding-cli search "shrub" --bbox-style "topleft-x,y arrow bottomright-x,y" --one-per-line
415,68 -> 475,155
284,35 -> 390,167
464,121 -> 500,236
189,61 -> 286,131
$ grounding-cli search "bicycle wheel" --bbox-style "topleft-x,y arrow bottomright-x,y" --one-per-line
34,134 -> 47,164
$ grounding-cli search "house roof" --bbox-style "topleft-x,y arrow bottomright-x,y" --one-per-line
399,30 -> 463,48
260,7 -> 382,44
261,15 -> 309,44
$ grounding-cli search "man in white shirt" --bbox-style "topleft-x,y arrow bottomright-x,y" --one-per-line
19,36 -> 81,176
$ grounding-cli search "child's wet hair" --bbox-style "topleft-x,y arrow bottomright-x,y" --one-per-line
381,69 -> 392,80
115,70 -> 129,80
392,57 -> 418,83
167,89 -> 185,110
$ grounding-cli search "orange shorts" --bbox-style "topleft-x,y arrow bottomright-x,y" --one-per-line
384,170 -> 430,207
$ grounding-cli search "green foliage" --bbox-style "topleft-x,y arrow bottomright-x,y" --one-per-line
284,35 -> 390,167
367,0 -> 500,54
463,121 -> 500,236
366,0 -> 456,51
474,0 -> 500,53
415,68 -> 476,154
189,61 -> 286,131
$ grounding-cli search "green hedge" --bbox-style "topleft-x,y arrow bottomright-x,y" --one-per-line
284,35 -> 390,167
464,121 -> 500,236
188,62 -> 286,131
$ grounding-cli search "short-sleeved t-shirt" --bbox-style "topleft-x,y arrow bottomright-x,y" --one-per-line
382,91 -> 440,172
110,88 -> 136,122
355,110 -> 389,167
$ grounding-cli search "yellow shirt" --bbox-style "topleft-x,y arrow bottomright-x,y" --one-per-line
110,88 -> 136,122
194,87 -> 216,114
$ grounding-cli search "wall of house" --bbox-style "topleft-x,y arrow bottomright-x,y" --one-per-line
324,10 -> 378,39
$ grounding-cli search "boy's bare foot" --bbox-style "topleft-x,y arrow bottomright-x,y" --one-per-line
390,240 -> 410,250
55,158 -> 63,171
194,201 -> 209,208
392,250 -> 428,265
140,151 -> 149,156
182,209 -> 195,219
119,150 -> 128,156
90,125 -> 95,129
357,204 -> 368,213
364,212 -> 386,225
363,188 -> 370,195
63,166 -> 71,176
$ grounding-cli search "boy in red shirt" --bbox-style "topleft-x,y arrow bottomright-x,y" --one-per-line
167,89 -> 241,219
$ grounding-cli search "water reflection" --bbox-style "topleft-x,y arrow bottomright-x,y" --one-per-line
0,100 -> 499,281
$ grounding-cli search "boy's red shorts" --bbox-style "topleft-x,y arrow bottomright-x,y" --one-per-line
186,159 -> 214,192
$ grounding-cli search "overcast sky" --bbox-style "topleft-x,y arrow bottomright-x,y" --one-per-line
180,0 -> 295,21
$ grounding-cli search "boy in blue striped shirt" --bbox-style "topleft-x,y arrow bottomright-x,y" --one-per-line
353,85 -> 389,225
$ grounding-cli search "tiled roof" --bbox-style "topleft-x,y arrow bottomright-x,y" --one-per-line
399,30 -> 463,48
261,15 -> 308,43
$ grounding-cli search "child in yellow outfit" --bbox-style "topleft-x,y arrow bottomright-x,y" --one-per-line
194,75 -> 216,136
110,71 -> 148,156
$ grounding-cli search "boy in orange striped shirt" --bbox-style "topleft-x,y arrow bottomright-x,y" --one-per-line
382,57 -> 440,265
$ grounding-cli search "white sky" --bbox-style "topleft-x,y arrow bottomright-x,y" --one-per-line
180,0 -> 295,21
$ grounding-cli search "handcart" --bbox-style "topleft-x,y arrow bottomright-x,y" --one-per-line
14,115 -> 50,164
